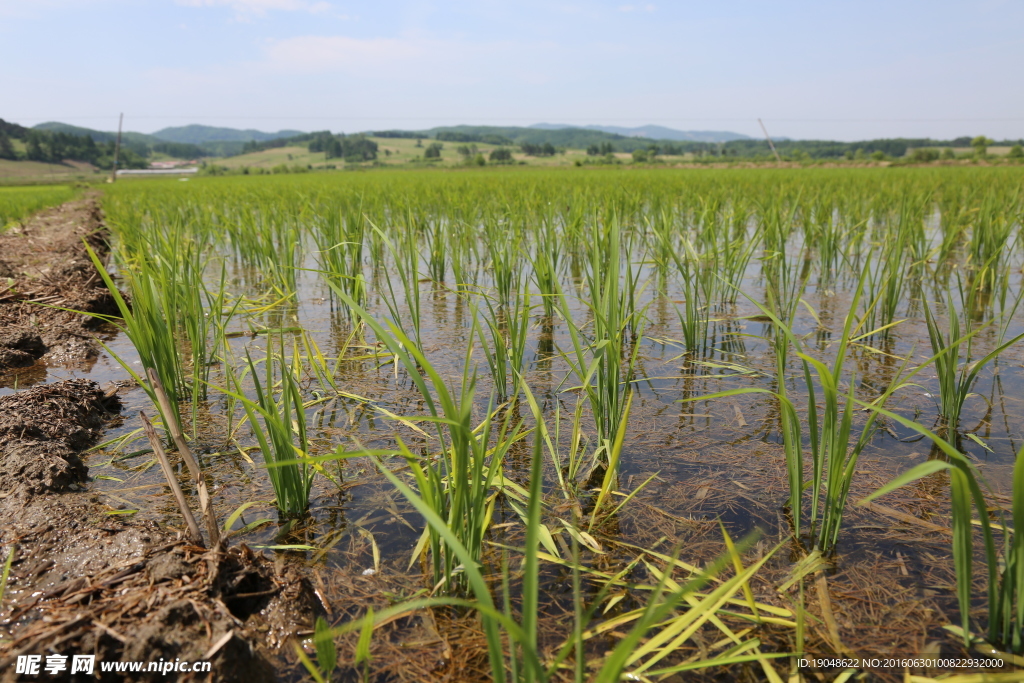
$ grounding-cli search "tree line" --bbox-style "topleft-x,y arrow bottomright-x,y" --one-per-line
0,119 -> 218,169
0,122 -> 148,169
307,132 -> 379,162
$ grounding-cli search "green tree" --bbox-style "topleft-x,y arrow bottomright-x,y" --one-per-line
424,142 -> 443,159
908,148 -> 939,162
1007,144 -> 1023,159
489,147 -> 513,163
0,132 -> 15,160
25,132 -> 47,161
941,147 -> 956,160
971,135 -> 994,156
632,149 -> 648,163
341,135 -> 377,162
870,150 -> 886,161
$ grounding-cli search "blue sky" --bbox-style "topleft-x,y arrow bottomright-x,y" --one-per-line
3,0 -> 1022,141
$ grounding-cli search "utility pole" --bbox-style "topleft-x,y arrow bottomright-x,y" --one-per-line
110,112 -> 123,183
758,118 -> 782,164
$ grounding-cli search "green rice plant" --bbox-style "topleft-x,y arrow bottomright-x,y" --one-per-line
0,185 -> 76,228
860,413 -> 1023,656
519,385 -> 587,500
530,218 -> 563,319
689,264 -> 906,551
485,216 -> 522,309
966,193 -> 1018,299
803,196 -> 845,291
329,286 -> 522,592
225,340 -> 314,517
477,292 -> 533,401
559,214 -> 644,459
758,199 -> 808,371
923,285 -> 1024,439
712,221 -> 760,306
654,224 -> 710,354
861,225 -> 910,338
368,219 -> 423,346
316,400 -> 787,682
312,210 -> 367,319
424,217 -> 447,282
85,244 -> 188,432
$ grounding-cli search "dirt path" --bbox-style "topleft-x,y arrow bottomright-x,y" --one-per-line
0,192 -> 119,374
0,198 -> 317,681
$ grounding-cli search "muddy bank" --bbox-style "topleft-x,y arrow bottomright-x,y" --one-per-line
0,192 -> 320,679
0,193 -> 119,373
0,379 -> 320,681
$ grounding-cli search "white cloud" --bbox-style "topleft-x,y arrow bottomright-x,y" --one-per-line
177,0 -> 331,16
618,4 -> 655,12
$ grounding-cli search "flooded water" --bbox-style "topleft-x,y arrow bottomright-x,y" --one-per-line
4,170 -> 1023,672
4,221 -> 1022,576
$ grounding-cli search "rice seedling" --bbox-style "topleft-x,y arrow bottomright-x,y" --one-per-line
93,168 -> 1024,677
687,263 -> 907,551
861,223 -> 910,338
313,393 -> 790,681
484,215 -> 523,309
559,214 -> 644,463
223,338 -> 314,517
329,286 -> 524,591
861,413 -> 1024,656
477,292 -> 533,401
966,193 -> 1018,300
652,219 -> 710,354
85,243 -> 188,431
370,219 -> 424,346
923,284 -> 1024,440
0,184 -> 76,228
530,217 -> 563,319
312,209 -> 367,318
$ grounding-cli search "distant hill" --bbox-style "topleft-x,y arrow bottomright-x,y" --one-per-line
35,121 -> 306,146
423,125 -> 633,148
152,125 -> 305,144
33,121 -> 159,148
530,123 -> 751,143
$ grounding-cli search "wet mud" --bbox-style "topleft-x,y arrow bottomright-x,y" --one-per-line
0,381 -> 324,682
0,201 -> 319,681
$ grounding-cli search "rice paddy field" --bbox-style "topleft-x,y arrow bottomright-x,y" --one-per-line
9,166 -> 1024,680
0,184 -> 77,229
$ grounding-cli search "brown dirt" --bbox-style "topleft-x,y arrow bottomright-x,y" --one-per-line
0,192 -> 120,374
0,198 -> 321,681
0,380 -> 322,682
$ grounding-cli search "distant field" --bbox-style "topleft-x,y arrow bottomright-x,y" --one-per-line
0,159 -> 98,181
0,184 -> 77,227
211,136 -> 632,169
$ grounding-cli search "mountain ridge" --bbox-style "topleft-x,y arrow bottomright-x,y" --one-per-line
151,125 -> 305,144
530,123 -> 751,142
